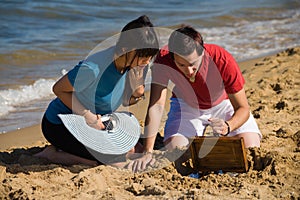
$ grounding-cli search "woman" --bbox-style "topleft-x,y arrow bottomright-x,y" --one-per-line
35,15 -> 159,166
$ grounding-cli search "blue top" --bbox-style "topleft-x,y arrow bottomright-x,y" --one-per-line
45,46 -> 128,124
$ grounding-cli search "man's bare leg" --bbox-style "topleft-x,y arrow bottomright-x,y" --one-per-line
164,135 -> 194,175
237,132 -> 261,148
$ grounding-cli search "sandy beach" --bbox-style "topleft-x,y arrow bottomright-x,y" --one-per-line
0,47 -> 299,199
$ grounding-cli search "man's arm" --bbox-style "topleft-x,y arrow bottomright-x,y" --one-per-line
208,88 -> 250,136
226,88 -> 250,132
143,84 -> 167,152
127,83 -> 167,172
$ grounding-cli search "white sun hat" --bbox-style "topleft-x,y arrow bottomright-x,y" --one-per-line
58,112 -> 141,155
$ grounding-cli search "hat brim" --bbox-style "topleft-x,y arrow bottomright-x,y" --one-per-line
58,112 -> 140,155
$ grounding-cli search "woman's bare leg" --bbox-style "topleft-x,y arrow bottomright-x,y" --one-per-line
34,145 -> 98,166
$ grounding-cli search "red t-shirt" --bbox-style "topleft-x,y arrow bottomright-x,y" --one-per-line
152,44 -> 245,109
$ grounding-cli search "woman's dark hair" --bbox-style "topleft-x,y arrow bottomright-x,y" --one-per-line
115,15 -> 159,58
168,25 -> 204,59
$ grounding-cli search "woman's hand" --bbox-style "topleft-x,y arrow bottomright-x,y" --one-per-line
82,110 -> 105,130
123,66 -> 146,106
129,66 -> 145,91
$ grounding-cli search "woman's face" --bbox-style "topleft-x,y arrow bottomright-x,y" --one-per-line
130,55 -> 153,69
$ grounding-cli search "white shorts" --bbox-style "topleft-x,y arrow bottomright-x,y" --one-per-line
164,98 -> 262,141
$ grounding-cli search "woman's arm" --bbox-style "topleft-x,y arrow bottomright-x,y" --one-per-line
128,85 -> 145,105
53,74 -> 105,129
123,66 -> 146,106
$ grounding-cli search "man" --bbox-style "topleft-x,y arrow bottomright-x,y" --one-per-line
128,25 -> 261,172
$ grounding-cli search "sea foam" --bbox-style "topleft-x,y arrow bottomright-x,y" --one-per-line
0,78 -> 55,117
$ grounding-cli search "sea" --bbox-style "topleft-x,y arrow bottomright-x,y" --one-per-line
0,0 -> 300,133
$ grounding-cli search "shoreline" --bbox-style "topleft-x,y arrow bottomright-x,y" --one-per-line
0,124 -> 47,151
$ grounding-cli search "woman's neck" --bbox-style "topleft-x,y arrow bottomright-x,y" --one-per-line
113,50 -> 136,73
114,55 -> 127,74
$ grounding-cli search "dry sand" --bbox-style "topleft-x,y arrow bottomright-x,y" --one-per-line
0,47 -> 299,199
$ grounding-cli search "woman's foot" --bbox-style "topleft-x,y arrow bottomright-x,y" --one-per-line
34,145 -> 98,166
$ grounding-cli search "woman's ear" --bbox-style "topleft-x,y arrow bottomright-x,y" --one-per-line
115,47 -> 127,57
121,47 -> 129,54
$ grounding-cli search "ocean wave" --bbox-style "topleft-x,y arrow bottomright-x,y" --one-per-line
201,9 -> 300,61
0,78 -> 55,117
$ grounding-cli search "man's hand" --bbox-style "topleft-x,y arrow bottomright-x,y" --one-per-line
127,152 -> 156,173
208,118 -> 230,136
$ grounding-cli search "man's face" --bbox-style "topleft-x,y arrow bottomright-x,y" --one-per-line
173,49 -> 203,81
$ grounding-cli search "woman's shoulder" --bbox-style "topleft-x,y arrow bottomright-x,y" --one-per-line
85,46 -> 115,65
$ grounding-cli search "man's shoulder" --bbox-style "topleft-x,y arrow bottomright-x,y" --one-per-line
204,43 -> 233,61
204,43 -> 226,54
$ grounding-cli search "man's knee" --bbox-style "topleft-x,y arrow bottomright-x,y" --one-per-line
237,132 -> 261,148
164,135 -> 190,150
